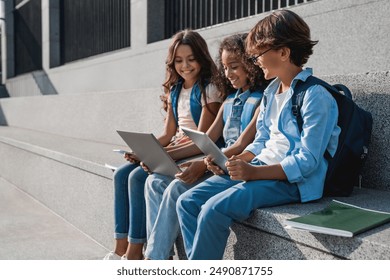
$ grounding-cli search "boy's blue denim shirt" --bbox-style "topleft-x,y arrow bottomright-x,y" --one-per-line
245,69 -> 341,202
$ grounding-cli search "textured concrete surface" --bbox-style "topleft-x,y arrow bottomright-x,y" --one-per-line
0,128 -> 120,249
225,223 -> 340,260
322,71 -> 390,191
0,88 -> 165,145
0,177 -> 109,260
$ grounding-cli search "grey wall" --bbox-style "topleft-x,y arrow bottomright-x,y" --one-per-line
4,0 -> 390,97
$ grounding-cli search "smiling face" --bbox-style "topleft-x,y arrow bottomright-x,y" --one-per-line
221,50 -> 249,91
174,44 -> 202,88
252,48 -> 282,80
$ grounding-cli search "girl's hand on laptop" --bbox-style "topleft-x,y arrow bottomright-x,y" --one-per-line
124,152 -> 140,164
204,156 -> 224,175
140,161 -> 152,174
176,160 -> 207,184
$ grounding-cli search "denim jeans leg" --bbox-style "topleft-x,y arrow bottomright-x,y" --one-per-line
176,175 -> 236,258
144,174 -> 173,240
145,178 -> 197,260
113,162 -> 139,239
127,166 -> 148,243
190,179 -> 300,259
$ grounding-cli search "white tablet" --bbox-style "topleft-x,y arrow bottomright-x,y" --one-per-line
181,127 -> 228,173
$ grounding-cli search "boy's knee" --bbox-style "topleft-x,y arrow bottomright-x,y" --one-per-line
198,206 -> 216,222
197,207 -> 222,232
176,191 -> 192,215
200,200 -> 222,220
176,193 -> 185,211
198,202 -> 232,229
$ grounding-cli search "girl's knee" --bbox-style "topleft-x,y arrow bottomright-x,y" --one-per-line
145,174 -> 160,192
145,174 -> 171,195
113,164 -> 130,181
128,176 -> 146,197
165,181 -> 188,201
128,168 -> 147,186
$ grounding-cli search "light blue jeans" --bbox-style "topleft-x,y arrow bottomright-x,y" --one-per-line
142,91 -> 255,259
144,173 -> 211,260
176,174 -> 300,260
113,162 -> 148,243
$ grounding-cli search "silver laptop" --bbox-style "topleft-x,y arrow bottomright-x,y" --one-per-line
181,127 -> 228,173
116,130 -> 181,177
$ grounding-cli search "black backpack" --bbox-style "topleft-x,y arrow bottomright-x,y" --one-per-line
264,76 -> 373,197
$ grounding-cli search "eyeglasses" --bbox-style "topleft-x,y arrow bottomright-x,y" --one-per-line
250,48 -> 272,64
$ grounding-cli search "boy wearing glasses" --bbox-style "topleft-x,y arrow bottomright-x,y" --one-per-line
176,9 -> 341,260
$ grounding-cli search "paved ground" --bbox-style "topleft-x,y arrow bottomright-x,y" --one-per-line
0,177 -> 109,260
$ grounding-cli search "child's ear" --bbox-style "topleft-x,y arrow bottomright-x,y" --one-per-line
280,47 -> 291,62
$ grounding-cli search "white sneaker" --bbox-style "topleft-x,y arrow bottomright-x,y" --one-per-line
121,255 -> 128,260
103,251 -> 122,260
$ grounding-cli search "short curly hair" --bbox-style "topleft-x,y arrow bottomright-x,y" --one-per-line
213,33 -> 268,99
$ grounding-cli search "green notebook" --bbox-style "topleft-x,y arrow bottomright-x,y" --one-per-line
285,200 -> 390,237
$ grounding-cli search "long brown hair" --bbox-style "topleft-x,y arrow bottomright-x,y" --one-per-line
161,29 -> 218,112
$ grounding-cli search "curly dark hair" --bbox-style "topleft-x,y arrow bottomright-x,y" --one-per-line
212,33 -> 268,99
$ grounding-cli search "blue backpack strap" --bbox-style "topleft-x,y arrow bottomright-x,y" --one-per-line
292,76 -> 325,133
240,91 -> 263,130
292,76 -> 352,160
222,94 -> 235,125
189,81 -> 205,126
170,80 -> 183,126
171,80 -> 206,127
292,76 -> 351,133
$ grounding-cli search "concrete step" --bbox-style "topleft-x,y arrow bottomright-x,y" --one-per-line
0,177 -> 109,260
0,126 -> 125,249
0,88 -> 164,144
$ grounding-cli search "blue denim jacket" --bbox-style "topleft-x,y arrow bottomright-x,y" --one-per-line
245,69 -> 340,202
222,89 -> 263,148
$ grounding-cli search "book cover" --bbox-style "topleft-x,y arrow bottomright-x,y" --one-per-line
285,200 -> 390,237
